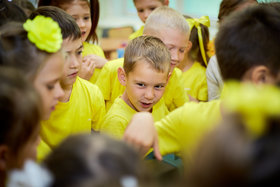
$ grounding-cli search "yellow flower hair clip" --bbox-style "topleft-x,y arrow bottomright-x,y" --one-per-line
222,81 -> 280,138
186,16 -> 210,66
23,15 -> 63,53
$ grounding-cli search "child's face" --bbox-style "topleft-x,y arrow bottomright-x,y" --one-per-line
34,52 -> 64,120
62,0 -> 91,42
61,38 -> 83,87
134,0 -> 165,23
154,28 -> 189,72
121,60 -> 168,112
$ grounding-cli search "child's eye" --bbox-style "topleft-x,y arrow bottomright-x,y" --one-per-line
149,7 -> 156,11
137,9 -> 144,13
179,48 -> 186,53
84,16 -> 90,21
137,83 -> 145,87
77,50 -> 83,56
155,85 -> 164,89
46,84 -> 54,90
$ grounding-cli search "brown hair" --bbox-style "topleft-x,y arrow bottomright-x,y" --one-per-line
215,5 -> 280,81
218,0 -> 257,23
30,6 -> 81,41
0,67 -> 41,154
38,0 -> 100,43
124,35 -> 170,75
0,22 -> 50,81
184,15 -> 210,67
43,134 -> 141,187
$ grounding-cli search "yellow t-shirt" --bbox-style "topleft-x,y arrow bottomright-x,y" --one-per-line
96,58 -> 188,112
156,100 -> 222,158
95,58 -> 125,111
37,77 -> 106,161
181,62 -> 208,101
101,97 -> 169,139
129,26 -> 144,40
82,42 -> 106,84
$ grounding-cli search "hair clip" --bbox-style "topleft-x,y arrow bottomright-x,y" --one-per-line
23,15 -> 62,53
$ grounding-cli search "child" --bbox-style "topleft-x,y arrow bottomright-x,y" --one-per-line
30,7 -> 106,161
39,0 -> 107,84
207,0 -> 258,101
123,5 -> 280,160
101,36 -> 170,139
0,67 -> 41,186
186,82 -> 280,187
96,6 -> 190,112
177,16 -> 210,102
129,0 -> 169,40
42,134 -> 141,187
0,17 -> 64,120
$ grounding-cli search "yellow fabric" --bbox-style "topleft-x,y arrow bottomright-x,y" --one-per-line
156,100 -> 222,158
101,97 -> 168,139
164,68 -> 189,111
129,26 -> 144,40
37,77 -> 106,161
95,58 -> 125,111
186,16 -> 210,66
96,58 -> 188,112
181,62 -> 208,101
82,42 -> 106,84
222,81 -> 280,138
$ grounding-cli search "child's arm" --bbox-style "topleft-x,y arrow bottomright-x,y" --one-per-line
123,112 -> 162,160
79,57 -> 96,80
83,54 -> 108,69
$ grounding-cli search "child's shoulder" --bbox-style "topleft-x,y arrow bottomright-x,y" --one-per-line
104,57 -> 124,71
82,42 -> 105,57
129,26 -> 144,40
76,77 -> 103,95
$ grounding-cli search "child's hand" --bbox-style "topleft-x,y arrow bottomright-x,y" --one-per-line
123,112 -> 162,160
78,57 -> 96,80
83,55 -> 108,69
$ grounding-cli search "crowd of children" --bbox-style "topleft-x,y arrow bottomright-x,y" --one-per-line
1,0 -> 280,186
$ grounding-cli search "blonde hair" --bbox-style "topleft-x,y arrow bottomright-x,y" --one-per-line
124,35 -> 171,74
143,6 -> 190,35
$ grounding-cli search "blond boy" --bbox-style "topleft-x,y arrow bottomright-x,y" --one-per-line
96,6 -> 190,112
101,36 -> 170,139
129,0 -> 169,40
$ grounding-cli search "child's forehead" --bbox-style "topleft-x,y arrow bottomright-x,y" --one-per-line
62,38 -> 83,51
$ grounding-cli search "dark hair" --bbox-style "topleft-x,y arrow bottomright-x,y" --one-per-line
29,6 -> 81,40
0,67 -> 41,154
38,0 -> 100,43
43,134 -> 140,187
184,15 -> 209,67
215,5 -> 280,81
0,0 -> 27,27
0,22 -> 50,81
11,0 -> 35,16
218,0 -> 257,22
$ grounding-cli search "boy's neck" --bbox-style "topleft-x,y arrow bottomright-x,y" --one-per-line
178,56 -> 195,72
59,83 -> 74,103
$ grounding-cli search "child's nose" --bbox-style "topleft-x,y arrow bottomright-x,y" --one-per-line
77,19 -> 85,28
145,88 -> 154,100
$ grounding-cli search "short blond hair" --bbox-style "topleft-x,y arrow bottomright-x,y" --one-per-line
144,6 -> 189,35
124,35 -> 171,74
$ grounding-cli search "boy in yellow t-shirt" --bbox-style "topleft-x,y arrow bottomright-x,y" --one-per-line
96,6 -> 190,112
123,5 -> 280,160
129,0 -> 169,40
32,7 -> 106,161
101,36 -> 170,138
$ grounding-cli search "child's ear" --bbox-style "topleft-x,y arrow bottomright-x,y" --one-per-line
118,67 -> 127,86
186,41 -> 192,52
250,65 -> 271,84
0,145 -> 9,171
163,0 -> 169,6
